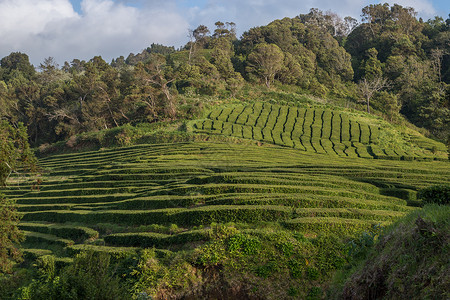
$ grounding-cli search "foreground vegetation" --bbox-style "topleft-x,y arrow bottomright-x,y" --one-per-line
1,132 -> 448,298
335,204 -> 450,299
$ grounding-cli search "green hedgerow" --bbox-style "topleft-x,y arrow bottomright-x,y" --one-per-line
418,185 -> 450,205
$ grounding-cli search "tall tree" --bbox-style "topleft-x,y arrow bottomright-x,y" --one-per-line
211,37 -> 244,96
0,122 -> 37,186
213,21 -> 237,39
0,122 -> 37,273
246,43 -> 284,88
361,48 -> 383,80
0,52 -> 35,81
134,54 -> 178,119
192,25 -> 210,46
371,90 -> 400,121
187,25 -> 210,65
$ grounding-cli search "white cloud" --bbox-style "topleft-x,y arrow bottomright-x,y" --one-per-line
0,0 -> 77,46
0,0 -> 189,65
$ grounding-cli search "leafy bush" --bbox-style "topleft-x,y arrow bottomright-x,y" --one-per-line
130,249 -> 201,299
312,234 -> 348,275
226,233 -> 261,255
17,252 -> 130,300
255,262 -> 277,278
347,224 -> 384,260
0,194 -> 24,274
418,185 -> 450,205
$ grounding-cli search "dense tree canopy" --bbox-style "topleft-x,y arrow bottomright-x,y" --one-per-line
0,4 -> 448,146
246,43 -> 284,88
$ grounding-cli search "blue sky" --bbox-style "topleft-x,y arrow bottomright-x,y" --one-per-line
68,0 -> 449,19
433,0 -> 449,16
70,0 -> 450,17
0,0 -> 448,66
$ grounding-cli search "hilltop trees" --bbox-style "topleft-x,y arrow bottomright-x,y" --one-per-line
345,4 -> 449,139
0,52 -> 35,81
134,54 -> 177,119
0,5 -> 448,145
120,43 -> 176,66
48,56 -> 124,136
238,14 -> 353,91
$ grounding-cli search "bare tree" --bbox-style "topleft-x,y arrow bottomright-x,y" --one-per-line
187,29 -> 195,65
431,48 -> 444,82
343,16 -> 358,36
299,8 -> 358,37
137,55 -> 177,119
358,76 -> 390,113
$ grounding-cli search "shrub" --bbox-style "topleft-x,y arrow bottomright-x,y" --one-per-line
418,185 -> 450,205
312,234 -> 348,275
17,252 -> 129,300
0,194 -> 24,274
130,249 -> 201,299
226,233 -> 261,255
339,204 -> 450,299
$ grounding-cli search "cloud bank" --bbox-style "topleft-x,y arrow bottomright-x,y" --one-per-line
0,0 -> 441,66
0,0 -> 189,65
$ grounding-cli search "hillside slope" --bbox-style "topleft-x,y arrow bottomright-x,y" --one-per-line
340,204 -> 450,300
192,103 -> 447,160
3,142 -> 448,249
2,100 -> 449,298
2,138 -> 449,298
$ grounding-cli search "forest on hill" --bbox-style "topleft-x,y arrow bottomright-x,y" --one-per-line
0,3 -> 449,148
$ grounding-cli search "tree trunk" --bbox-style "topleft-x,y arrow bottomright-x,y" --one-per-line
162,83 -> 176,119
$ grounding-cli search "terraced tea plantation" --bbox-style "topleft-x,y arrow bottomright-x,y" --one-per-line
2,141 -> 449,263
193,103 -> 446,160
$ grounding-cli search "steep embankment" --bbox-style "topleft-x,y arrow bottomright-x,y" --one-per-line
339,204 -> 450,300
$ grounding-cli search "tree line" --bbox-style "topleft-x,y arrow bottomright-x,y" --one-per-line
0,3 -> 449,147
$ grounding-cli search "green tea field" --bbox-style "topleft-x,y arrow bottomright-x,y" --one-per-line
192,103 -> 447,160
3,140 -> 448,263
